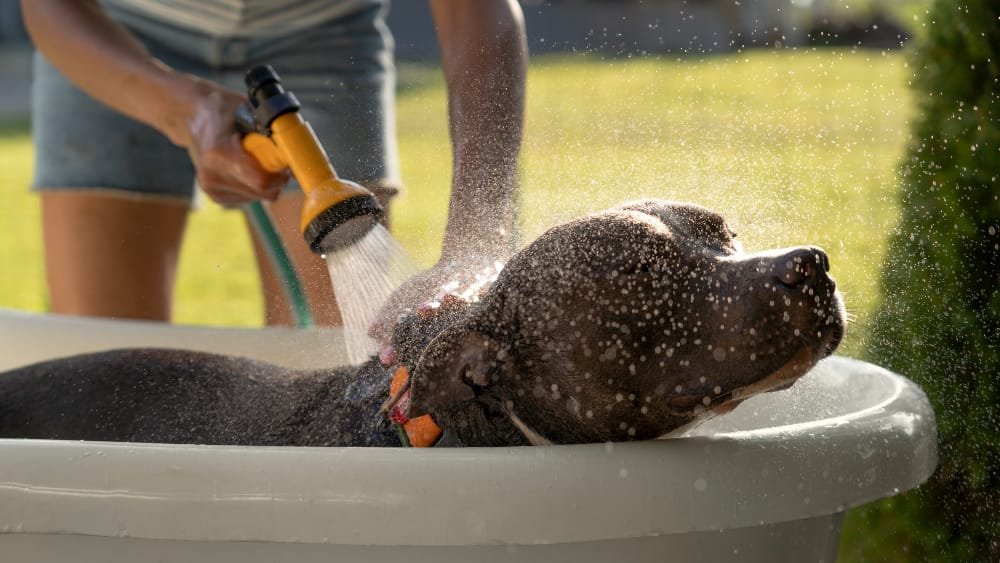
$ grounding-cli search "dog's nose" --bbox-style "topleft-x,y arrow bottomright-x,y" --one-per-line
774,246 -> 830,289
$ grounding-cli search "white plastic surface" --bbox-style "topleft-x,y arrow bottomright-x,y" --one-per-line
0,516 -> 843,563
0,308 -> 347,370
0,309 -> 937,559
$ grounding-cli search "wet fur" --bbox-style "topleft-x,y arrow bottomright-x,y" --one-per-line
0,200 -> 845,447
0,317 -> 528,447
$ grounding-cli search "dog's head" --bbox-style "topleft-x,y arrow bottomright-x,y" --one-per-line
406,200 -> 846,444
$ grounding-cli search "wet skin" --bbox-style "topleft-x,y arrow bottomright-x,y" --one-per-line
0,200 -> 845,447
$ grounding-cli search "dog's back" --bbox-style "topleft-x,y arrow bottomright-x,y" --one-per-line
0,349 -> 397,446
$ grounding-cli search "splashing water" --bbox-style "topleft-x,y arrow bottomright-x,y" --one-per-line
324,225 -> 417,364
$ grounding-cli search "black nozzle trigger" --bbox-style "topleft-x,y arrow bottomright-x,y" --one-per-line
234,103 -> 260,136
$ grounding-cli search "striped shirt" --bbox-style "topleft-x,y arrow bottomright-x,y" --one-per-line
101,0 -> 382,37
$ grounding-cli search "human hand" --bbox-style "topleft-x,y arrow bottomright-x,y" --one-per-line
376,292 -> 472,369
370,258 -> 504,358
183,83 -> 289,205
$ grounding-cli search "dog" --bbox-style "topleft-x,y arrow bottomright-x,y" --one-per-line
0,200 -> 845,447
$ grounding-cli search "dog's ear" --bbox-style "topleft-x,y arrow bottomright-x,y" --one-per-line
407,325 -> 502,416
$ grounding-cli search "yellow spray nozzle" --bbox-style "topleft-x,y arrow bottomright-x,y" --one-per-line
238,65 -> 383,254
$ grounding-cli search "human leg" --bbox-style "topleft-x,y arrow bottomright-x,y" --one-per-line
41,192 -> 188,321
31,51 -> 197,321
245,192 -> 341,327
246,187 -> 397,327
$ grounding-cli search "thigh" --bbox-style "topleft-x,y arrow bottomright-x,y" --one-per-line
41,192 -> 189,321
247,193 -> 342,327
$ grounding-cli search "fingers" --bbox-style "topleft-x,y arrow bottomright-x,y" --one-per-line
196,134 -> 288,204
367,273 -> 440,342
368,262 -> 484,344
440,293 -> 466,309
379,344 -> 397,366
185,86 -> 290,205
377,291 -> 468,367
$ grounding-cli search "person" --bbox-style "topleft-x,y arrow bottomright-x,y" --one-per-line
20,0 -> 526,333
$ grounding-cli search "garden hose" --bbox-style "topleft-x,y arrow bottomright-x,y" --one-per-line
244,201 -> 314,328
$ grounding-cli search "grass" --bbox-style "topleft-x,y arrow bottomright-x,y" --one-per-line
0,120 -> 43,313
0,48 -> 914,360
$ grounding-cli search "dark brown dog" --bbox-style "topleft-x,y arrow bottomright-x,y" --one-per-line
0,200 -> 845,446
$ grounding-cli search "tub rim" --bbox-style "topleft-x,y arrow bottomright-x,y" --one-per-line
0,357 -> 936,546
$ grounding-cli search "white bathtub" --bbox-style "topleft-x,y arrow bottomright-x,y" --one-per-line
0,309 -> 936,562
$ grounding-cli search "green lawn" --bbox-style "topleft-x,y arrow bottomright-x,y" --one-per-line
0,49 -> 913,359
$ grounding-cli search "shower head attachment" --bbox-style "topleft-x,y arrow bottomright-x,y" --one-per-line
238,64 -> 383,254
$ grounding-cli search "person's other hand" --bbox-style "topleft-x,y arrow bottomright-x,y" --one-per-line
370,257 -> 504,354
184,84 -> 289,205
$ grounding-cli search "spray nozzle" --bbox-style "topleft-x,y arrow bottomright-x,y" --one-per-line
238,64 -> 384,254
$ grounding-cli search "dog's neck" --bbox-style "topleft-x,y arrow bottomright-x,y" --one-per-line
435,396 -> 533,447
295,364 -> 399,447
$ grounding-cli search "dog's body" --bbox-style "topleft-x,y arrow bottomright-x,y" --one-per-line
0,201 -> 845,447
0,349 -> 399,446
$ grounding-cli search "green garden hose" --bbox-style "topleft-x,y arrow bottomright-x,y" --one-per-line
245,201 -> 314,328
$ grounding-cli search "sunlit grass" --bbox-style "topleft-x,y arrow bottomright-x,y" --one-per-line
0,126 -> 44,313
0,49 -> 913,357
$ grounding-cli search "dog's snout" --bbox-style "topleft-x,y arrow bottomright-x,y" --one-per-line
774,246 -> 830,289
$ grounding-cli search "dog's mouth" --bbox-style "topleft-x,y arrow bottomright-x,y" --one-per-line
662,305 -> 845,426
728,345 -> 818,402
824,320 -> 845,357
722,301 -> 844,404
661,345 -> 821,437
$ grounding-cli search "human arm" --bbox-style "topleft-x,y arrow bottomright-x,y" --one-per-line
370,0 -> 527,343
20,0 -> 285,204
429,0 -> 527,262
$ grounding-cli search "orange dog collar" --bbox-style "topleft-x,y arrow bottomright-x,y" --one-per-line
388,366 -> 442,447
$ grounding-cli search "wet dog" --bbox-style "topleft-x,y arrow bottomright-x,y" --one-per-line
0,200 -> 845,447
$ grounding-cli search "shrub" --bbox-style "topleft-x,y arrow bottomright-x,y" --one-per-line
845,0 -> 1000,560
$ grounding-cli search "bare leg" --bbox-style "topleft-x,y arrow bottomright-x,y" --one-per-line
247,191 -> 341,327
247,189 -> 394,327
41,191 -> 188,321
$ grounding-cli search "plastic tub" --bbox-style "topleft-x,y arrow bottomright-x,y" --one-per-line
0,309 -> 936,562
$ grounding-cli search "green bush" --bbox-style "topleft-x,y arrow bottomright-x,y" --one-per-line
844,0 -> 1000,560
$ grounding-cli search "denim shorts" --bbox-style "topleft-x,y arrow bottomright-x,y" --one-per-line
30,2 -> 401,204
